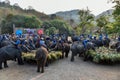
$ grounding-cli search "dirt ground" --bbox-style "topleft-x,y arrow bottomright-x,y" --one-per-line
0,54 -> 120,80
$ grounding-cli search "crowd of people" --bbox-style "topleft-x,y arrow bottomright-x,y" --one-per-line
0,33 -> 69,51
0,33 -> 120,50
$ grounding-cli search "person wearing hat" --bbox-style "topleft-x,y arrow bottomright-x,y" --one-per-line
82,39 -> 89,48
99,34 -> 103,41
39,38 -> 47,49
11,36 -> 22,52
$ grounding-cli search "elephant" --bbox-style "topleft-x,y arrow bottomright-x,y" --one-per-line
83,42 -> 96,61
53,42 -> 63,51
0,40 -> 11,48
71,36 -> 80,42
103,38 -> 110,47
91,39 -> 103,47
71,41 -> 85,62
91,38 -> 110,48
35,46 -> 48,73
70,41 -> 95,62
49,41 -> 70,58
86,42 -> 96,51
61,42 -> 70,58
0,44 -> 24,69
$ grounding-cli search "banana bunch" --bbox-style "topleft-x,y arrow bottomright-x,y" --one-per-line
22,53 -> 35,60
49,52 -> 58,60
48,54 -> 52,60
48,51 -> 62,60
22,51 -> 62,62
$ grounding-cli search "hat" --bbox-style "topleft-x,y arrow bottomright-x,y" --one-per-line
40,40 -> 45,45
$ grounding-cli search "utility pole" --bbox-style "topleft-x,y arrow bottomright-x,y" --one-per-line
13,24 -> 15,33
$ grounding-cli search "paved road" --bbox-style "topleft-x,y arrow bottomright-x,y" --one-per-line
0,55 -> 120,80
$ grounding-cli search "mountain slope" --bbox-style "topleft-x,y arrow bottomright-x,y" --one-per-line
0,2 -> 50,21
52,9 -> 114,26
95,9 -> 114,22
54,9 -> 80,26
96,9 -> 113,19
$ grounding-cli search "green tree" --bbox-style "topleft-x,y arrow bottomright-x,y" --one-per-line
50,20 -> 73,34
42,20 -> 73,35
48,27 -> 56,35
112,0 -> 120,35
96,15 -> 109,34
24,16 -> 41,28
41,21 -> 52,29
77,9 -> 94,35
1,14 -> 14,34
1,14 -> 42,34
45,27 -> 57,35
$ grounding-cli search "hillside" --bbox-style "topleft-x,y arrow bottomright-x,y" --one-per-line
0,2 -> 50,21
0,2 -> 115,27
54,9 -> 80,26
96,9 -> 113,19
51,9 -> 115,27
95,9 -> 114,22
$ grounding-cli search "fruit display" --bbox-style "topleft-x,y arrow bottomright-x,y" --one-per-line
22,53 -> 35,60
86,47 -> 120,64
22,51 -> 62,63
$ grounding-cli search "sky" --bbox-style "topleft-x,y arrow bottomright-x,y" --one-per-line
1,0 -> 116,16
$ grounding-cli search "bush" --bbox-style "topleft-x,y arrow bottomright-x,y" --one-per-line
86,47 -> 120,64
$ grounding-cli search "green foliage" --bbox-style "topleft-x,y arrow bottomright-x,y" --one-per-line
1,19 -> 13,34
42,20 -> 73,35
112,18 -> 120,34
87,47 -> 120,64
111,1 -> 120,35
45,27 -> 57,35
96,15 -> 109,34
105,23 -> 114,34
77,9 -> 94,35
113,1 -> 120,17
1,14 -> 42,34
24,16 -> 41,28
0,1 -> 50,22
97,1 -> 120,35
